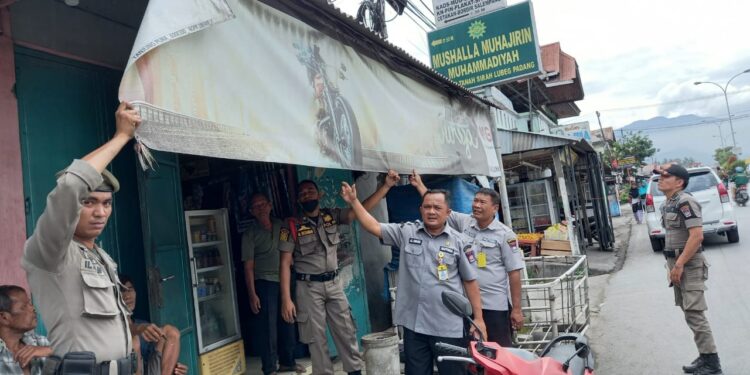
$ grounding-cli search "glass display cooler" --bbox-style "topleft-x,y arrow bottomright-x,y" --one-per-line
185,209 -> 241,353
507,180 -> 558,233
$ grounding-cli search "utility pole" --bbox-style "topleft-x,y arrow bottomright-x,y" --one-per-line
595,111 -> 611,154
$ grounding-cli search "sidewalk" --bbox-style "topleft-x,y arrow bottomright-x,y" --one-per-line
586,205 -> 634,276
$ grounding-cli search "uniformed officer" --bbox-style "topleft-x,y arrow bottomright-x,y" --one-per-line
342,183 -> 486,375
242,192 -> 303,375
279,172 -> 400,375
409,172 -> 524,347
21,102 -> 141,373
655,163 -> 722,375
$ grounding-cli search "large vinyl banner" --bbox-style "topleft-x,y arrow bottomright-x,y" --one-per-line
120,0 -> 501,176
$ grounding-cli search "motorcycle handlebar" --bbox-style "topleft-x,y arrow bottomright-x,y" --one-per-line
435,342 -> 469,357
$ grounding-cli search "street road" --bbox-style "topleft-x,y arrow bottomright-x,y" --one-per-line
589,205 -> 750,374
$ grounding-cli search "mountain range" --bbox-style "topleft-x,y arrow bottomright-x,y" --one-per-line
616,114 -> 750,165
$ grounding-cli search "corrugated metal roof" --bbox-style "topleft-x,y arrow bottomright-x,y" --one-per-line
497,129 -> 579,155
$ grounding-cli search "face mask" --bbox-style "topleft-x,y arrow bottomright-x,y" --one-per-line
300,199 -> 319,212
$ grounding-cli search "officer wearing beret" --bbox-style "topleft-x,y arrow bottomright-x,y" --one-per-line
342,183 -> 486,375
22,102 -> 141,374
655,163 -> 722,375
279,172 -> 400,375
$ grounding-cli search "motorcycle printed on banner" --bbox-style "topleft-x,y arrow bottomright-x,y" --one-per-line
295,43 -> 362,168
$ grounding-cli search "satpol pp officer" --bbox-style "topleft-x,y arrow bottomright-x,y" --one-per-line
409,173 -> 525,347
342,183 -> 486,375
22,103 -> 141,374
279,172 -> 399,375
655,163 -> 722,375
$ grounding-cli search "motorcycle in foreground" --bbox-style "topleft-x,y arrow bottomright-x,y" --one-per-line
736,184 -> 748,206
436,291 -> 595,375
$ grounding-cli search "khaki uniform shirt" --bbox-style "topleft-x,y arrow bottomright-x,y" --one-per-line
278,208 -> 350,274
379,221 -> 477,338
661,190 -> 702,251
22,159 -> 132,362
241,218 -> 283,282
447,212 -> 525,311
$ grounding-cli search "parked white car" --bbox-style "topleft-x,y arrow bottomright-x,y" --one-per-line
645,166 -> 739,251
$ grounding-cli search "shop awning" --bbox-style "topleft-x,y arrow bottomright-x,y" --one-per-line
497,129 -> 583,155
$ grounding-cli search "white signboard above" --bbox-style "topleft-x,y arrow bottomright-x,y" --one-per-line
432,0 -> 508,28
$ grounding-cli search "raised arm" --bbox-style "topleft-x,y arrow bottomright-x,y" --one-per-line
341,182 -> 382,238
345,170 -> 399,223
409,169 -> 428,197
22,102 -> 141,272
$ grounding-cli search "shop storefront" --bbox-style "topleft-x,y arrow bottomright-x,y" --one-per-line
1,0 -> 507,373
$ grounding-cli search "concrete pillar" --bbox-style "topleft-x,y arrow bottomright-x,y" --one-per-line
0,5 -> 28,288
553,148 -> 580,255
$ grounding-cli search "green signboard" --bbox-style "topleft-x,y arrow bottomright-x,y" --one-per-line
428,1 -> 542,89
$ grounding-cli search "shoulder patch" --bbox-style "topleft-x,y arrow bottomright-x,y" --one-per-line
678,202 -> 695,219
506,238 -> 518,248
463,244 -> 476,263
279,228 -> 290,242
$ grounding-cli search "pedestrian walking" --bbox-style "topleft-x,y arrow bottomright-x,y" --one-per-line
21,102 -> 141,374
630,181 -> 644,224
654,163 -> 722,375
342,183 -> 486,375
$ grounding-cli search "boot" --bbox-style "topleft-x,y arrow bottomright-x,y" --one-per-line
347,371 -> 362,375
694,353 -> 723,375
682,355 -> 704,373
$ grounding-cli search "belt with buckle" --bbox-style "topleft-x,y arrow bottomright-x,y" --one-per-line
296,270 -> 339,282
663,247 -> 702,258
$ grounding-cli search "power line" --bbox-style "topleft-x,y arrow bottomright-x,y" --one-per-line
616,113 -> 750,134
594,88 -> 750,113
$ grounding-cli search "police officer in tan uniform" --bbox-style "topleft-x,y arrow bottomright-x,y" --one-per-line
655,164 -> 722,375
22,102 -> 141,374
279,172 -> 399,375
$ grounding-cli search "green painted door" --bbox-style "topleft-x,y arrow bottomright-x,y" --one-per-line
15,47 -> 149,321
135,151 -> 199,373
295,167 -> 371,356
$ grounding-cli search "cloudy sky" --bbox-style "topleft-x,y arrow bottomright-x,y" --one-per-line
333,0 -> 750,131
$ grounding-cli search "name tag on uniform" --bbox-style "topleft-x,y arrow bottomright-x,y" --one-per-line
409,238 -> 422,245
298,225 -> 314,237
439,246 -> 455,254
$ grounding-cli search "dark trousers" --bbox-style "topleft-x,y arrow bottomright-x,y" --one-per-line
255,279 -> 297,375
403,327 -> 467,375
483,309 -> 513,347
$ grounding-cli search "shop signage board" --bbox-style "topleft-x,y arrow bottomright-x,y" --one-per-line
199,339 -> 245,375
119,0 -> 501,177
432,0 -> 508,29
427,1 -> 542,89
618,156 -> 637,166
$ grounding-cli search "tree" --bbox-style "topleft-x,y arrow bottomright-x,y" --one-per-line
611,132 -> 656,165
714,147 -> 735,166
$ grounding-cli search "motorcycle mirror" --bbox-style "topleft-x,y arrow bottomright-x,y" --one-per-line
441,291 -> 472,318
575,335 -> 590,358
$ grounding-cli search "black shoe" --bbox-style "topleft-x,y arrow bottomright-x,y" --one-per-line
347,371 -> 362,375
694,353 -> 723,375
683,355 -> 705,373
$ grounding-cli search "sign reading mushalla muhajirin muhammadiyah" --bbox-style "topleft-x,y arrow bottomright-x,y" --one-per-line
428,1 -> 542,89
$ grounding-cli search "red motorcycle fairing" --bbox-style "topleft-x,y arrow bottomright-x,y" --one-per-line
469,341 -> 594,375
